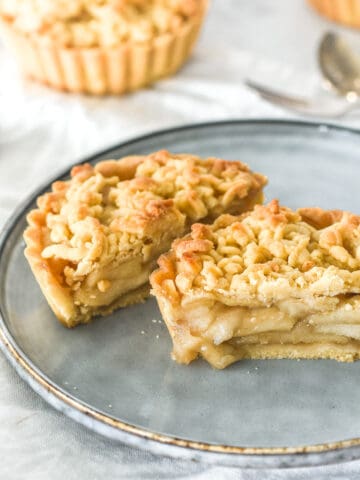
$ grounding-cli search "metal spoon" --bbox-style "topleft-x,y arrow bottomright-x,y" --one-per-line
245,32 -> 360,117
318,31 -> 360,100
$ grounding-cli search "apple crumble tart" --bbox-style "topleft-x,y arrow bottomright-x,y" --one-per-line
0,0 -> 208,94
24,150 -> 266,327
151,199 -> 360,369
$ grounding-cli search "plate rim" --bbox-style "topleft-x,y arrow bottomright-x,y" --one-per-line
2,118 -> 360,468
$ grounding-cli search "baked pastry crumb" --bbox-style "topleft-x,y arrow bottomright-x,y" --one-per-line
24,149 -> 266,327
151,200 -> 360,368
0,0 -> 204,47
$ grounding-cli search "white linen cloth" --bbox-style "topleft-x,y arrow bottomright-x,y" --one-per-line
2,0 -> 360,478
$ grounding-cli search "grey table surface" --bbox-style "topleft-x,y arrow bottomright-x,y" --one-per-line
2,0 -> 360,478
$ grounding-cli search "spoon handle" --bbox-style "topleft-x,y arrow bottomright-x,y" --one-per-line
246,79 -> 360,118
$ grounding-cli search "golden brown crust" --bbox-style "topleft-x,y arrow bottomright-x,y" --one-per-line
298,207 -> 345,229
201,343 -> 360,370
152,199 -> 360,306
24,150 -> 266,327
307,0 -> 360,29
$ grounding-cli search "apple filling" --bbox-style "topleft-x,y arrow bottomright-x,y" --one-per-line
169,295 -> 360,368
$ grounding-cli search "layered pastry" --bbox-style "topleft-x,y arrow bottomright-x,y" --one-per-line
0,0 -> 208,94
151,200 -> 360,369
24,150 -> 266,327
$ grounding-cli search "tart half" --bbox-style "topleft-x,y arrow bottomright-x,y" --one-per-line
24,150 -> 266,327
151,200 -> 360,368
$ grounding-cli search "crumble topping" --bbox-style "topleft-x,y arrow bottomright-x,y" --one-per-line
26,150 -> 266,292
0,0 -> 203,47
154,200 -> 360,303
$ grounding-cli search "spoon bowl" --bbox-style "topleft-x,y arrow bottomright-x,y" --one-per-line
318,32 -> 360,98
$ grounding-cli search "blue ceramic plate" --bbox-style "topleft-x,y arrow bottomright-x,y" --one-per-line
2,120 -> 360,468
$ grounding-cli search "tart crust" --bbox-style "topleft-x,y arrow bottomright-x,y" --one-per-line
151,200 -> 360,368
24,150 -> 266,327
308,0 -> 360,28
0,0 -> 208,94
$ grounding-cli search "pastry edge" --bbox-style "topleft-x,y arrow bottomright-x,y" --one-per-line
200,343 -> 360,370
24,218 -> 150,327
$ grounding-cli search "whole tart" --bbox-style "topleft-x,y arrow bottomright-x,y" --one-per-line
308,0 -> 360,28
24,150 -> 266,327
0,0 -> 208,94
151,200 -> 360,369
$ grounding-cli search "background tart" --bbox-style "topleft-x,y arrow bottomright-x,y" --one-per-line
307,0 -> 360,28
24,149 -> 266,327
0,0 -> 208,94
151,199 -> 360,368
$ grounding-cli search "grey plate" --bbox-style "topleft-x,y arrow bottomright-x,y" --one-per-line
3,120 -> 360,469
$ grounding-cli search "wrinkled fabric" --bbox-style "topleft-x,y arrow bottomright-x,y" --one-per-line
2,0 -> 360,478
